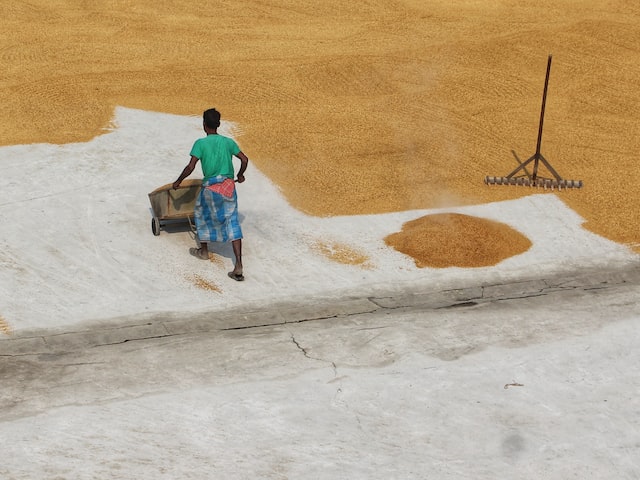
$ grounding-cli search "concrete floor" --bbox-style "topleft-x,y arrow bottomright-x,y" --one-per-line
1,265 -> 639,479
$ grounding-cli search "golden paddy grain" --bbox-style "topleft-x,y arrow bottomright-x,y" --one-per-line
385,213 -> 532,268
188,274 -> 222,293
311,240 -> 374,269
0,315 -> 12,336
206,254 -> 227,268
3,1 -> 638,268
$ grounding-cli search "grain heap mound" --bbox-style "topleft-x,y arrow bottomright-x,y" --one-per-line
385,213 -> 532,268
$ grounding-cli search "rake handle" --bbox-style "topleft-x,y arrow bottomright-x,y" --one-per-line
533,55 -> 553,180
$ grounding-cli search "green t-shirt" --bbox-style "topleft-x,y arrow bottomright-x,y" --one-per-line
190,134 -> 241,180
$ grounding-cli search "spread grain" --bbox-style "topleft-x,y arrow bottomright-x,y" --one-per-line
3,1 -> 638,268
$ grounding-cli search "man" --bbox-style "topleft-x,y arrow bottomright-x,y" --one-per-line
173,108 -> 249,281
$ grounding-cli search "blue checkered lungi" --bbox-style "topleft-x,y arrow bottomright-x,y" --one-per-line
194,176 -> 243,243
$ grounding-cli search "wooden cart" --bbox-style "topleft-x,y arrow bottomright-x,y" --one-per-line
148,179 -> 202,236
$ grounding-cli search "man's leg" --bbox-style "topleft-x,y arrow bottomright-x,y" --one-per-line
231,239 -> 242,275
192,194 -> 212,260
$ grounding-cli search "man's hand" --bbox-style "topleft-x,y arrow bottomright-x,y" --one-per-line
173,156 -> 199,190
235,152 -> 248,183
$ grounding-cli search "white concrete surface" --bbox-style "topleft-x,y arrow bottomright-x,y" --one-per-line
1,108 -> 639,479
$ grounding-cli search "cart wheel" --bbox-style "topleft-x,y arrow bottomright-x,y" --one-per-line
151,217 -> 161,236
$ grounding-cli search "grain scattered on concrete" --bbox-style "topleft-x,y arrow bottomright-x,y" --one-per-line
0,315 -> 12,336
188,274 -> 222,294
311,240 -> 373,269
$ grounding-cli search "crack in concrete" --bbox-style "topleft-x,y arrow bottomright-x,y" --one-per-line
0,353 -> 41,358
583,285 -> 615,291
290,333 -> 338,377
221,313 -> 342,331
89,333 -> 176,348
437,301 -> 479,309
290,333 -> 309,357
60,362 -> 107,367
366,297 -> 397,309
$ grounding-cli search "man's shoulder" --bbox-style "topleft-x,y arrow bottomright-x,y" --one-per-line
219,135 -> 240,151
192,135 -> 209,146
219,134 -> 237,143
195,134 -> 239,152
205,134 -> 235,143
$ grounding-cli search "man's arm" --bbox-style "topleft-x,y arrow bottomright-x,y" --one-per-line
173,156 -> 199,189
235,152 -> 249,183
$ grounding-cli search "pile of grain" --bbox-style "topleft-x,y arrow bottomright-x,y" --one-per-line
2,1 -> 638,268
385,213 -> 532,268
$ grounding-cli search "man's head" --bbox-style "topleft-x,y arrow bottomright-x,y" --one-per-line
203,108 -> 221,130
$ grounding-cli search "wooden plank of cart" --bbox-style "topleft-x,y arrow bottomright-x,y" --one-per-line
147,179 -> 202,236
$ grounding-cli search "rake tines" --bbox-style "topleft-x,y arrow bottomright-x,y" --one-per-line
485,55 -> 583,190
484,176 -> 583,190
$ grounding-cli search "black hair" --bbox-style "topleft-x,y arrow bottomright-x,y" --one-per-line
203,108 -> 221,129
